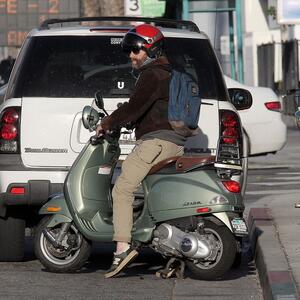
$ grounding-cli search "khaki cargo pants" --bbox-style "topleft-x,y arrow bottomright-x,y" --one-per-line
112,138 -> 184,243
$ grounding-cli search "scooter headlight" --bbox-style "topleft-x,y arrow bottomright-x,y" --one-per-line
209,195 -> 228,205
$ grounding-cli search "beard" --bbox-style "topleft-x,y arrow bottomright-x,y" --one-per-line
131,59 -> 142,69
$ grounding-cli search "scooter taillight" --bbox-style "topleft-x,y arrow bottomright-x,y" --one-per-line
0,107 -> 21,153
222,180 -> 241,193
216,110 -> 243,167
196,207 -> 211,213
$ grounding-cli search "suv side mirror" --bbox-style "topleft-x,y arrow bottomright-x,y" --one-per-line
228,88 -> 252,110
95,91 -> 104,109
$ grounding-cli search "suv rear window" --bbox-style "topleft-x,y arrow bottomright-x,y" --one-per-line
11,35 -> 227,100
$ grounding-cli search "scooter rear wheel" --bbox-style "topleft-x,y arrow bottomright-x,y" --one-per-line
185,220 -> 236,280
34,216 -> 91,273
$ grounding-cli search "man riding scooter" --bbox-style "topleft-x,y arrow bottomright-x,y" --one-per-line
96,24 -> 187,278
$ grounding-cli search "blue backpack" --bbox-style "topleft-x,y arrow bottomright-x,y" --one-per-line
168,69 -> 201,136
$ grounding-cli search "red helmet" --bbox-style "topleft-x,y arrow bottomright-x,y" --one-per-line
121,24 -> 164,58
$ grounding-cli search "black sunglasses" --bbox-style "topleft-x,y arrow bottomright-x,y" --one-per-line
123,45 -> 143,55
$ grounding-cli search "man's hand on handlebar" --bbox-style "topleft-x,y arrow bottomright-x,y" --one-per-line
96,123 -> 114,137
96,124 -> 105,137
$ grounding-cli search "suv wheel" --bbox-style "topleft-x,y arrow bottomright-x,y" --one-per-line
0,209 -> 25,261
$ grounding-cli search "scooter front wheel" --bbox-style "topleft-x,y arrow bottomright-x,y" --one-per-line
185,220 -> 236,280
34,216 -> 91,273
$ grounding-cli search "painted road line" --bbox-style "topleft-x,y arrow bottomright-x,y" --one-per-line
277,172 -> 300,175
264,176 -> 300,180
248,182 -> 299,186
246,189 -> 300,195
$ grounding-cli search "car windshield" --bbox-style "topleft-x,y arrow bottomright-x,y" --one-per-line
12,35 -> 227,100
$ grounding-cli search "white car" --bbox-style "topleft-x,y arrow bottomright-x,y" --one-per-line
224,76 -> 287,156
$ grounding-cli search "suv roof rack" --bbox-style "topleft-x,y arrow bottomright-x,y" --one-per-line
39,16 -> 200,33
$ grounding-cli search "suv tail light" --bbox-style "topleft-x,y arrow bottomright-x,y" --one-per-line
216,110 -> 243,168
265,101 -> 281,111
0,107 -> 21,153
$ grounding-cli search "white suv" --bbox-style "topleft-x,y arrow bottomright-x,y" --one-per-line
0,17 -> 251,261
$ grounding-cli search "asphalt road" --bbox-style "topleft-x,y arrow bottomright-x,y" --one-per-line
0,236 -> 263,300
12,125 -> 300,299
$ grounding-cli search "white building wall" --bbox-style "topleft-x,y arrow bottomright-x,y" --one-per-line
188,0 -> 300,87
243,0 -> 280,86
244,0 -> 270,33
243,0 -> 300,86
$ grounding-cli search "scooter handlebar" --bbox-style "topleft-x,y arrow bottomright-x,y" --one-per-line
90,128 -> 121,145
90,134 -> 103,145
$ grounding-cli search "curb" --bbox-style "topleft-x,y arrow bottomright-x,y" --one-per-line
248,208 -> 299,300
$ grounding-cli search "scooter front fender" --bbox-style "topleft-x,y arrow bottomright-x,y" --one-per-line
39,194 -> 73,227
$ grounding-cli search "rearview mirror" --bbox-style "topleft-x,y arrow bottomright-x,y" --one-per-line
82,105 -> 100,131
95,91 -> 104,110
228,88 -> 253,110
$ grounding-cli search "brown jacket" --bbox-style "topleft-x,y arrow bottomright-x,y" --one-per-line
101,56 -> 173,140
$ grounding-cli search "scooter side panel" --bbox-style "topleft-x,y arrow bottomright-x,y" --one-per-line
150,205 -> 238,223
145,169 -> 242,222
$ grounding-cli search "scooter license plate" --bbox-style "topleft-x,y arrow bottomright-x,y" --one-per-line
230,218 -> 248,235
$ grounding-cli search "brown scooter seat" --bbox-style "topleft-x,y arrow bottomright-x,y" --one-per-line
148,155 -> 216,175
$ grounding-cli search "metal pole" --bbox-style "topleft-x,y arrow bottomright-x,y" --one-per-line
182,0 -> 189,20
236,0 -> 244,83
228,10 -> 236,80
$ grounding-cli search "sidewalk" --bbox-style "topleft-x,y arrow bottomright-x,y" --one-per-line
247,196 -> 300,300
247,115 -> 300,299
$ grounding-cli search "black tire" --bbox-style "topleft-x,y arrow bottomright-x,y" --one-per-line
34,216 -> 91,273
186,220 -> 236,280
0,210 -> 25,262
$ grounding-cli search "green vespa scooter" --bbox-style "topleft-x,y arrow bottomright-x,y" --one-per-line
34,92 -> 248,280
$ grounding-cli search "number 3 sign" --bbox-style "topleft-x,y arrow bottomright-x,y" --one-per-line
124,0 -> 142,16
